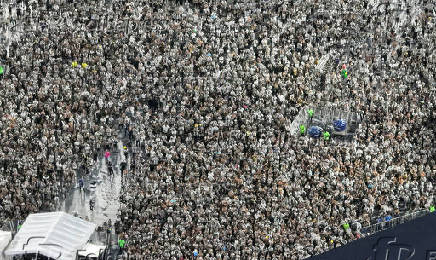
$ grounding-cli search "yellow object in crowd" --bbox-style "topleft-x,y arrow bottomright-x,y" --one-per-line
72,61 -> 78,67
82,63 -> 88,69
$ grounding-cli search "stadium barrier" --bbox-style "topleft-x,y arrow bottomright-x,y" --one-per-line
360,208 -> 429,237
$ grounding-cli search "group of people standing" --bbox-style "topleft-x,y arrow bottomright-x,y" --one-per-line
0,0 -> 434,259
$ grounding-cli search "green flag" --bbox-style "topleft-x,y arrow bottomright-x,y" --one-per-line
0,66 -> 4,75
430,206 -> 435,212
323,131 -> 330,140
343,223 -> 350,229
118,239 -> 125,248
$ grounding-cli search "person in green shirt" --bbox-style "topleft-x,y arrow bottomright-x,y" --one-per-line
308,109 -> 314,118
308,109 -> 314,123
323,131 -> 330,141
0,66 -> 4,75
299,125 -> 306,135
341,69 -> 348,79
118,239 -> 126,253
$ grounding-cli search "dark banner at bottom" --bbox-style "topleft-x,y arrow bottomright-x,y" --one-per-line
307,213 -> 436,260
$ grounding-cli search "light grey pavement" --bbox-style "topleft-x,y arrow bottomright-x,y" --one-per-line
58,135 -> 127,246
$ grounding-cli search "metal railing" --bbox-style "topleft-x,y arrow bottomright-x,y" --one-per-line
360,209 -> 430,237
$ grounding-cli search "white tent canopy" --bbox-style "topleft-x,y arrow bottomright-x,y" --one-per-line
0,230 -> 12,256
5,212 -> 96,260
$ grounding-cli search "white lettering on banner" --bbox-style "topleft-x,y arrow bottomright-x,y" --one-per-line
427,251 -> 436,260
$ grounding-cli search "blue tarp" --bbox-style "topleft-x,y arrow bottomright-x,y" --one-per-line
308,126 -> 323,138
306,212 -> 436,260
333,119 -> 347,132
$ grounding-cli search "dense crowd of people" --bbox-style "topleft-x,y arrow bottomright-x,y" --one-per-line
0,0 -> 435,259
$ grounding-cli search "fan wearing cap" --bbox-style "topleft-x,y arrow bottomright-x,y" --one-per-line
123,145 -> 128,160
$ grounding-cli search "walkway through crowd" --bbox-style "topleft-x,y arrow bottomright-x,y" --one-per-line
57,131 -> 127,247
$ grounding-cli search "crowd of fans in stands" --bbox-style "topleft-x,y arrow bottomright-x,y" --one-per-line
0,0 -> 435,259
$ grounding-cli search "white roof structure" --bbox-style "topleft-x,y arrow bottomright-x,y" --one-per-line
5,212 -> 96,260
0,230 -> 12,255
